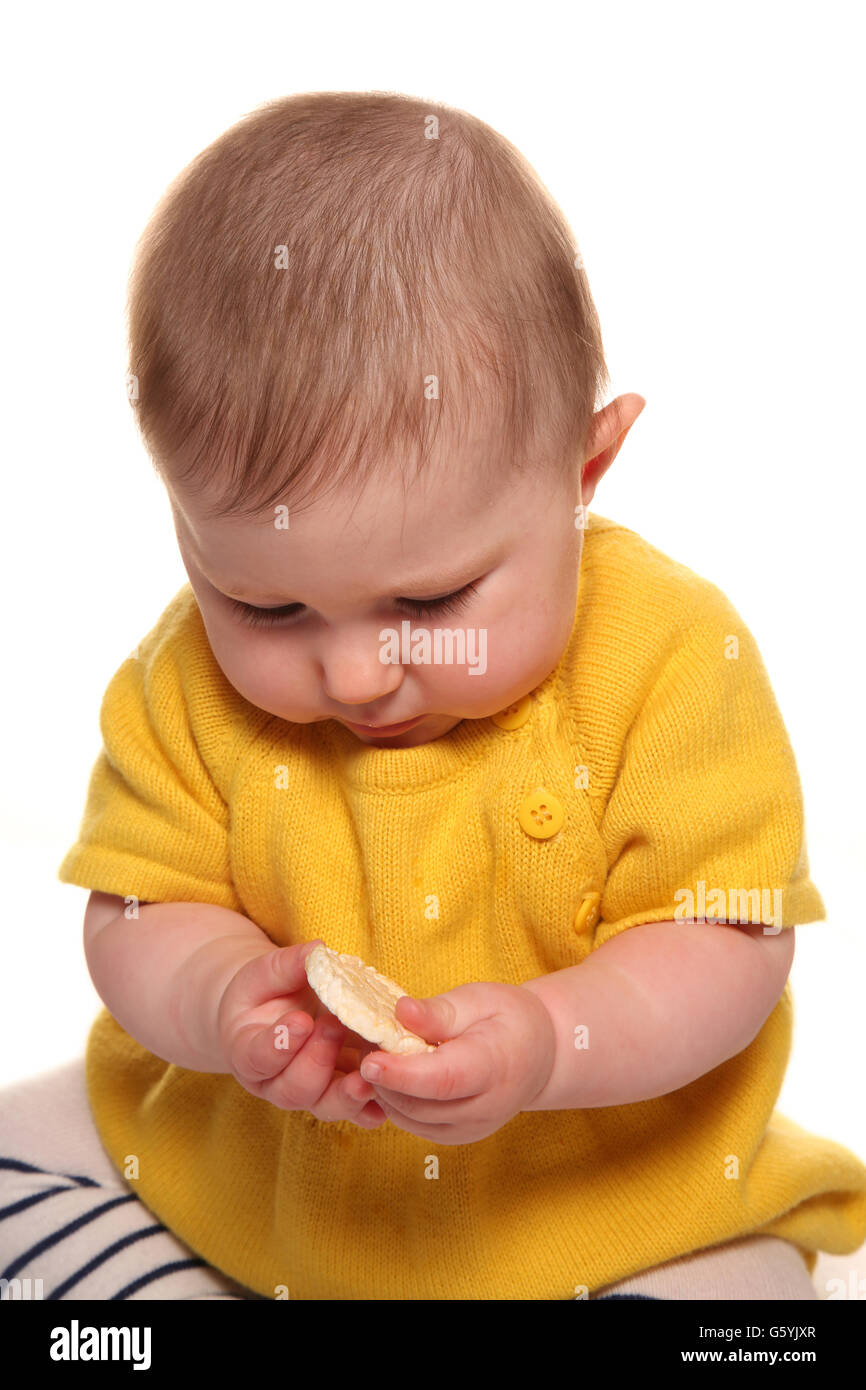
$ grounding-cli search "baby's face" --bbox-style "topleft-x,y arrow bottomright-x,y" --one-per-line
168,449 -> 584,748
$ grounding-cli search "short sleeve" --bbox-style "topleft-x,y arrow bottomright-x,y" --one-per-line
57,628 -> 243,913
594,580 -> 825,949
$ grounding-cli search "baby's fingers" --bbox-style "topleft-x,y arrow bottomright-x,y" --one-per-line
311,1069 -> 388,1127
227,940 -> 323,1018
229,1011 -> 314,1085
261,1014 -> 385,1124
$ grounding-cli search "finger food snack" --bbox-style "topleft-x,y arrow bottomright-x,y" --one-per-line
304,944 -> 437,1054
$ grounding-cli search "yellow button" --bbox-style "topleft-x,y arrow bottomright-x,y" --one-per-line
518,788 -> 564,838
491,696 -> 533,730
573,892 -> 601,933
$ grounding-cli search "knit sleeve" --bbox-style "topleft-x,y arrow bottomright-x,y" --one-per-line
56,625 -> 243,913
593,579 -> 825,950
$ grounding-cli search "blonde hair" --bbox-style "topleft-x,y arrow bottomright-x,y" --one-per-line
126,89 -> 610,521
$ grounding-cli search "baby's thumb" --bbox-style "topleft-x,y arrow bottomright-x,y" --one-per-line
395,990 -> 461,1043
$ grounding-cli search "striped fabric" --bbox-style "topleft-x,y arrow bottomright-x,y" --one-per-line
0,1059 -> 263,1301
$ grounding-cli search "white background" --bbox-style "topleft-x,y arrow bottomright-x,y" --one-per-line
2,0 -> 863,1186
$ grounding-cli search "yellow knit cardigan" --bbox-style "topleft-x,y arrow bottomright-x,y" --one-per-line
57,511 -> 866,1299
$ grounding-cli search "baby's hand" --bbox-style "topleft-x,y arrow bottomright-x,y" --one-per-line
357,982 -> 557,1145
216,940 -> 387,1128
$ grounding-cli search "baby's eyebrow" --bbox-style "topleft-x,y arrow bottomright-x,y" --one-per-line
218,546 -> 502,605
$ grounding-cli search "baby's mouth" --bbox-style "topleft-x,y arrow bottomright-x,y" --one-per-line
342,715 -> 424,735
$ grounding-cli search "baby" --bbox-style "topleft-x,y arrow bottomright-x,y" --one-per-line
41,90 -> 866,1300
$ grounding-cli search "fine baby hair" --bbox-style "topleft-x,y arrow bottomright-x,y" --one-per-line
125,89 -> 610,521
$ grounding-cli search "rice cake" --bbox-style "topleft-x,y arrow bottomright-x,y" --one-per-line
304,944 -> 436,1055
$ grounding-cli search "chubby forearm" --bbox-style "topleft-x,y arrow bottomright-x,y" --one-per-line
520,919 -> 794,1110
85,901 -> 275,1072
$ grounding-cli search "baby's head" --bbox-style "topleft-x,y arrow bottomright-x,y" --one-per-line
126,90 -> 642,747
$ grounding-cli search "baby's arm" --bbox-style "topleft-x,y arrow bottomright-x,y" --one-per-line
84,891 -> 277,1071
83,893 -> 386,1130
520,919 -> 794,1110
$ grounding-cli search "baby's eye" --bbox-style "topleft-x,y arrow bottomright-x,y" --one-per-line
228,598 -> 304,628
227,581 -> 479,630
396,582 -> 479,620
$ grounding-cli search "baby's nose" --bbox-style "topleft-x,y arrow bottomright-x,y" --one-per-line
321,646 -> 403,709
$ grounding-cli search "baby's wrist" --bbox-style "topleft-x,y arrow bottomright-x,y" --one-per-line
177,932 -> 275,1073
